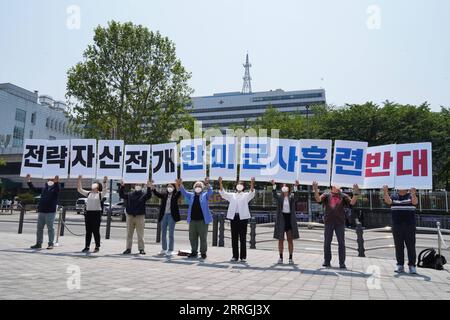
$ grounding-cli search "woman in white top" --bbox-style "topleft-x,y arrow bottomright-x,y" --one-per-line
77,175 -> 109,253
218,177 -> 255,262
271,180 -> 300,265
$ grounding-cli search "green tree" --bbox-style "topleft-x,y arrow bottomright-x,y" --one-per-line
66,21 -> 194,144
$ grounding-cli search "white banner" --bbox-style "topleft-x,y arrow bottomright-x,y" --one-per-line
151,142 -> 178,184
43,140 -> 70,179
265,138 -> 299,184
180,139 -> 206,182
20,139 -> 47,178
331,140 -> 368,188
394,142 -> 432,190
96,140 -> 124,179
209,136 -> 238,181
363,144 -> 396,189
70,139 -> 97,178
122,145 -> 151,183
298,139 -> 332,186
239,136 -> 272,182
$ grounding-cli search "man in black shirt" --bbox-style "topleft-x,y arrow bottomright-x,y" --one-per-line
383,185 -> 418,274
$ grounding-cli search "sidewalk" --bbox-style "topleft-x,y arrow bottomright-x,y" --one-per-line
0,231 -> 449,300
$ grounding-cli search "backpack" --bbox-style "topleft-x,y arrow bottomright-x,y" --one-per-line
418,248 -> 447,270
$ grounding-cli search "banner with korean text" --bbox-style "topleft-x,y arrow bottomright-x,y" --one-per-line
298,139 -> 332,186
70,139 -> 97,178
180,139 -> 206,182
394,142 -> 432,190
20,139 -> 47,178
331,140 -> 368,188
363,144 -> 396,189
209,136 -> 238,181
266,138 -> 300,184
43,140 -> 70,179
96,140 -> 124,180
122,145 -> 151,183
239,136 -> 271,182
151,142 -> 178,184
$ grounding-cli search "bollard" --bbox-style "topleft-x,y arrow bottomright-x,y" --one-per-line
55,209 -> 62,246
60,207 -> 67,237
212,212 -> 218,247
250,217 -> 256,249
356,215 -> 365,257
18,207 -> 25,234
156,220 -> 161,243
105,180 -> 113,240
218,214 -> 225,247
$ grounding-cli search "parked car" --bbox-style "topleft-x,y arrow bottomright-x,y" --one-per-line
75,198 -> 87,214
102,201 -> 126,216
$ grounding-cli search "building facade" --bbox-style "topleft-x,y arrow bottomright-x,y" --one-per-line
188,88 -> 326,129
0,83 -> 81,155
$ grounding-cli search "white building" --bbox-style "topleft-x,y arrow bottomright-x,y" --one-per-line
0,83 -> 81,155
188,88 -> 326,129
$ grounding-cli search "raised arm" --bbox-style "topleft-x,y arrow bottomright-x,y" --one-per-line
26,174 -> 39,193
205,177 -> 213,199
246,177 -> 256,202
101,176 -> 109,198
312,181 -> 323,203
179,179 -> 193,200
350,184 -> 360,206
145,180 -> 153,200
271,180 -> 280,201
118,181 -> 128,200
77,175 -> 89,197
410,188 -> 418,206
218,177 -> 232,201
382,185 -> 392,206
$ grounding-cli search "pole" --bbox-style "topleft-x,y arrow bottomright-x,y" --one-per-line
18,206 -> 25,234
218,214 -> 225,247
250,217 -> 256,249
212,213 -> 218,247
356,214 -> 365,257
55,208 -> 62,246
60,206 -> 67,236
156,220 -> 161,243
105,179 -> 113,239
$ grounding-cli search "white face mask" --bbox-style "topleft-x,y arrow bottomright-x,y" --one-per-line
91,184 -> 98,191
281,186 -> 289,193
236,184 -> 244,192
167,187 -> 174,193
134,186 -> 143,192
195,187 -> 203,194
47,181 -> 54,187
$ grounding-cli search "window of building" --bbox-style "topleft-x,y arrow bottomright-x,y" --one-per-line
12,126 -> 25,147
31,112 -> 37,125
50,119 -> 54,130
49,136 -> 56,140
15,109 -> 26,123
29,130 -> 33,139
46,117 -> 50,128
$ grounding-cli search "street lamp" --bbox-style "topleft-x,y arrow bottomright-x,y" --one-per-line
305,105 -> 310,138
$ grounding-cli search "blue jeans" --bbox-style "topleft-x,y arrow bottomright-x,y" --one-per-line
161,214 -> 176,251
36,212 -> 56,246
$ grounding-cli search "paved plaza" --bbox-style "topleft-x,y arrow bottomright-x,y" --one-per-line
0,227 -> 449,300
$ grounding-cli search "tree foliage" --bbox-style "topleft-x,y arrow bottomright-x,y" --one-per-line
66,21 -> 194,144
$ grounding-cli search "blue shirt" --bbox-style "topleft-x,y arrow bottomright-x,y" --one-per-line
390,193 -> 416,225
180,186 -> 213,224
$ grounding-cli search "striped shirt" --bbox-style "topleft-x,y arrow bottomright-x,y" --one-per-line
390,193 -> 416,225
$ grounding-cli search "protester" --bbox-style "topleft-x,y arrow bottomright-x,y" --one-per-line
179,178 -> 213,259
218,177 -> 255,262
77,175 -> 108,253
152,180 -> 181,256
119,180 -> 152,255
26,174 -> 60,250
382,185 -> 418,274
271,180 -> 301,265
313,181 -> 359,269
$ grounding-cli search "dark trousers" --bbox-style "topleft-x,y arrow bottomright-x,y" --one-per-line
84,211 -> 102,248
392,223 -> 416,266
324,222 -> 346,265
230,215 -> 248,260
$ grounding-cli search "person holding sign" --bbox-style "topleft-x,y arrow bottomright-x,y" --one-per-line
119,180 -> 153,255
26,174 -> 60,250
179,177 -> 213,259
152,180 -> 182,256
77,175 -> 109,253
218,177 -> 255,263
313,182 -> 360,269
271,180 -> 301,265
382,185 -> 418,274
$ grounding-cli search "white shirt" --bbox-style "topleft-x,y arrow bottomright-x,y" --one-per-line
219,189 -> 256,220
282,197 -> 291,213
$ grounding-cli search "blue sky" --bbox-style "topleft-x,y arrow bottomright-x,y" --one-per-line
0,0 -> 449,110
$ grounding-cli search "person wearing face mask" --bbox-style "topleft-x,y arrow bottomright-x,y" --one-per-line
271,180 -> 300,265
26,174 -> 60,250
218,177 -> 255,262
152,180 -> 181,256
313,181 -> 360,269
179,177 -> 213,259
119,179 -> 153,255
77,175 -> 109,253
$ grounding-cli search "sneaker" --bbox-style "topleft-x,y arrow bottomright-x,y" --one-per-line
409,266 -> 417,274
201,253 -> 207,259
81,247 -> 90,253
122,249 -> 131,255
139,250 -> 146,255
288,258 -> 294,265
30,244 -> 42,249
322,262 -> 331,268
394,265 -> 405,273
166,251 -> 173,256
230,257 -> 238,262
93,247 -> 100,253
47,244 -> 54,250
159,250 -> 167,255
240,258 -> 247,263
188,252 -> 198,258
277,258 -> 283,265
339,264 -> 347,269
